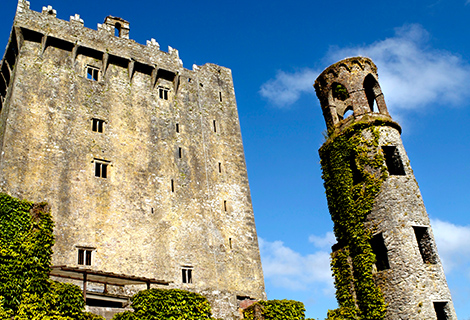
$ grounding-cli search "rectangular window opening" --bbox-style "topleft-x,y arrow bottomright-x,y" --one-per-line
433,301 -> 450,320
224,200 -> 227,212
94,161 -> 109,178
218,162 -> 222,173
219,92 -> 222,102
182,267 -> 193,284
213,120 -> 217,133
78,248 -> 93,266
370,232 -> 390,271
178,147 -> 182,159
176,123 -> 179,133
229,238 -> 232,249
171,179 -> 174,192
86,65 -> 100,81
92,118 -> 105,133
413,226 -> 438,264
158,87 -> 169,100
382,146 -> 406,176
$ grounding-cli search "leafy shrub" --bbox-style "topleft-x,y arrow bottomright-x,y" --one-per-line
243,299 -> 306,320
112,288 -> 213,320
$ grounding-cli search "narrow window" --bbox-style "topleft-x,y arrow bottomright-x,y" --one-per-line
382,146 -> 406,176
213,120 -> 217,133
370,232 -> 390,271
114,23 -> 121,37
78,249 -> 84,265
151,208 -> 154,214
92,118 -> 105,133
413,226 -> 438,264
219,92 -> 222,102
229,238 -> 232,249
224,200 -> 227,212
85,250 -> 92,265
182,267 -> 193,284
94,160 -> 109,178
159,87 -> 169,100
218,162 -> 222,173
171,179 -> 174,192
176,123 -> 179,133
86,65 -> 100,81
433,302 -> 450,320
178,147 -> 182,159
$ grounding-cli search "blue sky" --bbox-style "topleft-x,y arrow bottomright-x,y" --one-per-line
2,0 -> 470,319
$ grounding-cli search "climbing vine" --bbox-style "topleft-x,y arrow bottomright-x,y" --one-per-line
320,120 -> 390,320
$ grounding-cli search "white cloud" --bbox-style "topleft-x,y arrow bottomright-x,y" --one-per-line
431,219 -> 470,273
309,231 -> 335,249
260,24 -> 470,112
259,69 -> 319,108
259,236 -> 334,292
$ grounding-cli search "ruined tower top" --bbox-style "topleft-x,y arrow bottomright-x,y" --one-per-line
314,57 -> 393,133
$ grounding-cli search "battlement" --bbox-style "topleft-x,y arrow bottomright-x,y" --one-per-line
11,0 -> 214,72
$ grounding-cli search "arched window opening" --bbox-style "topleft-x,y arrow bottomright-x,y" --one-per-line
332,83 -> 349,101
364,74 -> 380,112
115,23 -> 122,37
343,106 -> 354,119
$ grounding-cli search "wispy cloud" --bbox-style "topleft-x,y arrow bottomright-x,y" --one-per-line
259,69 -> 319,108
431,219 -> 470,274
260,24 -> 470,112
259,234 -> 334,293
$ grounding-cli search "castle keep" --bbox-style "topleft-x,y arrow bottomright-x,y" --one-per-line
0,1 -> 265,318
315,57 -> 456,320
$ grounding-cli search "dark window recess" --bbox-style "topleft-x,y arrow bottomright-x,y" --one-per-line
171,179 -> 174,192
159,87 -> 169,100
86,66 -> 100,81
182,268 -> 193,284
213,120 -> 217,132
218,162 -> 222,173
224,200 -> 227,212
349,155 -> 362,185
413,226 -> 438,264
176,123 -> 179,133
95,162 -> 108,178
86,298 -> 124,308
382,146 -> 406,176
178,147 -> 182,159
219,92 -> 223,102
434,302 -> 450,320
229,238 -> 232,249
370,233 -> 390,271
78,249 -> 92,266
92,118 -> 105,133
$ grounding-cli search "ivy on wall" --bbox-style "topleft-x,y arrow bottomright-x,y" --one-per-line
0,193 -> 104,320
320,120 -> 391,320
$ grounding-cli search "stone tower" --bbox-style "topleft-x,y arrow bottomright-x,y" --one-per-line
0,1 -> 265,318
314,57 -> 456,320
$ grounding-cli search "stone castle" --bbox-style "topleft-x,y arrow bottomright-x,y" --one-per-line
315,57 -> 456,320
0,1 -> 265,319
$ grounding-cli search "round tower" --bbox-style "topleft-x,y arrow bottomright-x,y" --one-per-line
315,57 -> 456,320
